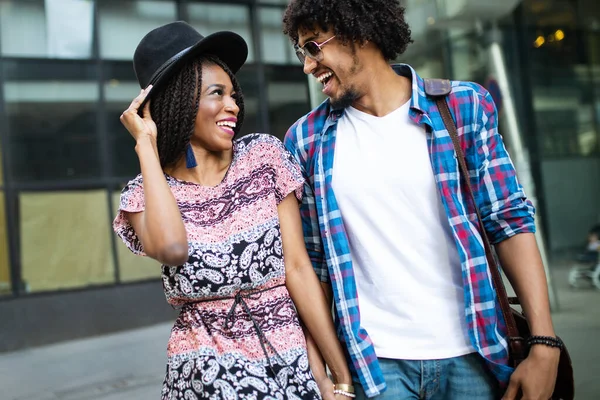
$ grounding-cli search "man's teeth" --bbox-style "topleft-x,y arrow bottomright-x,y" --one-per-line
217,121 -> 236,128
316,72 -> 333,84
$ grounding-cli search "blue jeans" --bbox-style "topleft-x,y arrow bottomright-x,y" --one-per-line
355,353 -> 500,400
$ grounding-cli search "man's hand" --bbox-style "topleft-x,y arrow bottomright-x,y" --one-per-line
502,346 -> 560,400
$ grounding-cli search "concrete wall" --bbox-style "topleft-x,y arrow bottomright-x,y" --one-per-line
0,281 -> 176,353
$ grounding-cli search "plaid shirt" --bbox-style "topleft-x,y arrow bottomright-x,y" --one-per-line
283,64 -> 536,397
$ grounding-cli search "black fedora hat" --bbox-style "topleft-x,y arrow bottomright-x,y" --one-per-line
133,21 -> 248,110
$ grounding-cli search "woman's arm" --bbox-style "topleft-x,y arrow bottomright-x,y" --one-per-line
303,326 -> 339,400
120,87 -> 188,265
278,193 -> 351,386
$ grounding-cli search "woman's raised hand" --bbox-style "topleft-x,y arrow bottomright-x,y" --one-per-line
120,86 -> 157,143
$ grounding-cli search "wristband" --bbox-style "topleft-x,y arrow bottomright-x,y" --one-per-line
527,335 -> 564,350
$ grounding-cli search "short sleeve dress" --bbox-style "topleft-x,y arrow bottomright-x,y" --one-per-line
113,134 -> 321,400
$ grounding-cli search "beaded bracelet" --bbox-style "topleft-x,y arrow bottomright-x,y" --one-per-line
333,389 -> 356,398
527,335 -> 564,350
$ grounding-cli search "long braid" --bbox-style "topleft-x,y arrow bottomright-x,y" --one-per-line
150,55 -> 245,168
168,67 -> 183,156
180,58 -> 201,153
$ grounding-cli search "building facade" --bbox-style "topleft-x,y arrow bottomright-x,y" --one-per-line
0,0 -> 598,351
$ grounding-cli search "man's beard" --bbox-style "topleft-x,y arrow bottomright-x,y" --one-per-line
330,88 -> 360,110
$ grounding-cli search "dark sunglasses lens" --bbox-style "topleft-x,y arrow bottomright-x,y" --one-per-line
304,42 -> 321,59
295,49 -> 305,64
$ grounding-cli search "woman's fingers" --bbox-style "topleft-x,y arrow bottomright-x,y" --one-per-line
142,96 -> 152,120
126,85 -> 152,114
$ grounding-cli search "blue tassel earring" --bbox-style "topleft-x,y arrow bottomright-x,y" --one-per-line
185,144 -> 197,168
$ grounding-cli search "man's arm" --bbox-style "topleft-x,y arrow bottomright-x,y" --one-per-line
496,234 -> 555,337
496,234 -> 560,400
471,88 -> 553,335
471,88 -> 559,399
283,124 -> 330,283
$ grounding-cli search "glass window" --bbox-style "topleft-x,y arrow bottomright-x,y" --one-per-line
0,192 -> 10,296
522,0 -> 600,254
585,30 -> 600,156
0,135 -> 4,186
98,0 -> 177,60
3,60 -> 100,182
259,7 -> 297,65
0,0 -> 94,59
265,66 -> 310,140
525,13 -> 598,158
186,3 -> 255,62
237,66 -> 261,136
258,0 -> 289,4
111,190 -> 161,282
19,190 -> 115,293
104,62 -> 143,179
445,29 -> 486,83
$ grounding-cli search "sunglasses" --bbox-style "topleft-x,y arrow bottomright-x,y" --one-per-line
295,35 -> 336,64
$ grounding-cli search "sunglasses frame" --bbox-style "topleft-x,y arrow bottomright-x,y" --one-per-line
295,35 -> 337,64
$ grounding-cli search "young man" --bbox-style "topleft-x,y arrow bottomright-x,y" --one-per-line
282,0 -> 560,399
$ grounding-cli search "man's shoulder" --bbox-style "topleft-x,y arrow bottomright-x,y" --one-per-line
286,99 -> 331,140
448,80 -> 491,103
438,80 -> 496,121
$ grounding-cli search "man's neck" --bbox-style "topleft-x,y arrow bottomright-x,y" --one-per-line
351,63 -> 412,117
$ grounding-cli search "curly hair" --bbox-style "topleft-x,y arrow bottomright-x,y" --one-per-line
282,0 -> 412,61
150,55 -> 245,168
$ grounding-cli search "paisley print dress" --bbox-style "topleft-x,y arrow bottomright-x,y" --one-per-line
114,134 -> 321,400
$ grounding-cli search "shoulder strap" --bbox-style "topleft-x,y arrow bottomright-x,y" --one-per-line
423,78 -> 452,97
423,78 -> 526,362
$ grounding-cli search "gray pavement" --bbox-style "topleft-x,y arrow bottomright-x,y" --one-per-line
0,264 -> 598,399
546,265 -> 600,399
0,322 -> 171,400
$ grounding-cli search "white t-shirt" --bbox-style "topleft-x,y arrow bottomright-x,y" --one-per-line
332,101 -> 474,360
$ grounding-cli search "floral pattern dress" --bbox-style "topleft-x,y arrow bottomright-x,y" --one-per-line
113,134 -> 321,400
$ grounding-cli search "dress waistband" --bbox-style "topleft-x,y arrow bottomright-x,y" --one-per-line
182,283 -> 290,386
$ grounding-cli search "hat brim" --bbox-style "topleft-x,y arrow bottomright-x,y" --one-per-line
138,31 -> 248,115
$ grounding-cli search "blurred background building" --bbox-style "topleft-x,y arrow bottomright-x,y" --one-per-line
0,0 -> 598,352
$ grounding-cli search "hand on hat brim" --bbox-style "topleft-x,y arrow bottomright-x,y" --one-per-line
120,85 -> 158,143
137,85 -> 154,117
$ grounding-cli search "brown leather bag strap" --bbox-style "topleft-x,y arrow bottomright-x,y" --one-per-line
423,79 -> 525,360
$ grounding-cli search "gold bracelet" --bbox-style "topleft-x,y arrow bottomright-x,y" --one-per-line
333,383 -> 355,393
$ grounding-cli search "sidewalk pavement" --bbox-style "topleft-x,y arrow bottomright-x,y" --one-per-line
0,264 -> 598,399
0,322 -> 171,400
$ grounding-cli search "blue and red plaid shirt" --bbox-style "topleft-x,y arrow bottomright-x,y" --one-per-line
283,64 -> 536,397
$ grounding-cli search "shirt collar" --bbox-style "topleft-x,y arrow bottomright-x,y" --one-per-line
323,63 -> 433,125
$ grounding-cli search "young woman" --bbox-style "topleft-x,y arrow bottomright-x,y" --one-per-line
113,21 -> 354,400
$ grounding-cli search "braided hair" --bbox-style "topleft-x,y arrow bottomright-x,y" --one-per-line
283,0 -> 412,61
150,55 -> 245,168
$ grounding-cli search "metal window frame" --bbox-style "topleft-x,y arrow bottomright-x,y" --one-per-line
0,0 -> 304,300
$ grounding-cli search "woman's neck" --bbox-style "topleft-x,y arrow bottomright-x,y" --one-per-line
166,146 -> 233,187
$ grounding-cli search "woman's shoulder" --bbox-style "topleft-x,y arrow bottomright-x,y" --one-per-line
235,133 -> 283,148
117,174 -> 145,213
121,173 -> 144,193
234,133 -> 286,160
